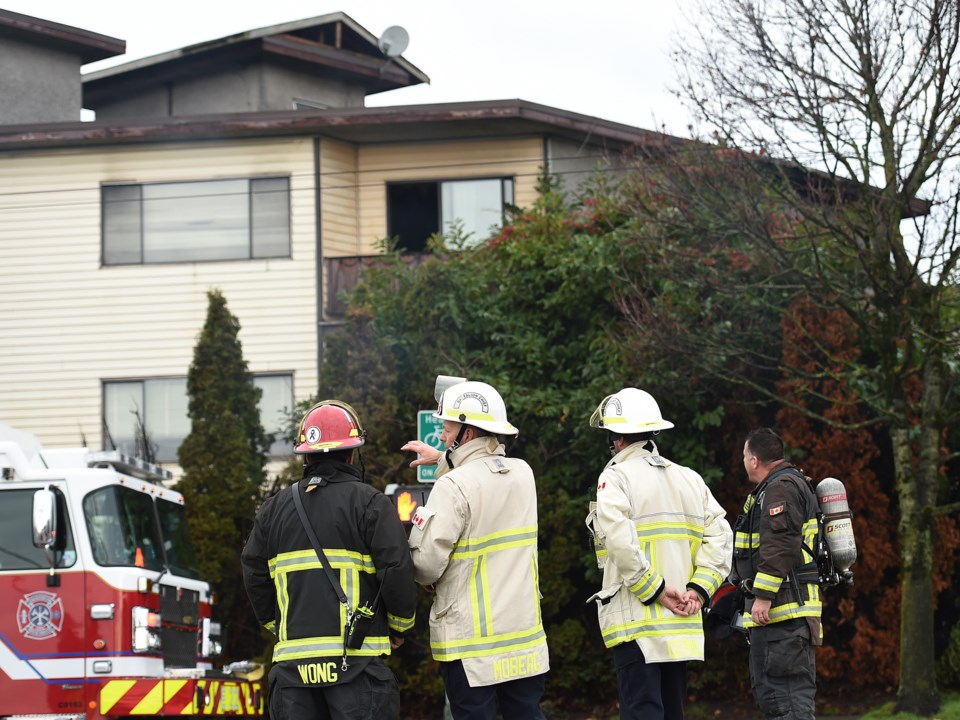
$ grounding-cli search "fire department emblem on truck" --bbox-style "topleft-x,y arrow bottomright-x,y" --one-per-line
17,592 -> 64,639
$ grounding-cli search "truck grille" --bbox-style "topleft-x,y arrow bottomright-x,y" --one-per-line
160,585 -> 200,668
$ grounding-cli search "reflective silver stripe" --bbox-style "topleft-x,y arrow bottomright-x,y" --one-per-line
451,528 -> 538,558
635,526 -> 703,542
602,618 -> 703,645
272,550 -> 376,574
388,613 -> 415,632
432,626 -> 546,658
474,555 -> 489,637
274,635 -> 391,660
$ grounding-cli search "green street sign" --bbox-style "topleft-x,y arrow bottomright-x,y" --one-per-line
417,410 -> 444,483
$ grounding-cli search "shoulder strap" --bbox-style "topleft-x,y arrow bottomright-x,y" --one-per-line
291,482 -> 348,607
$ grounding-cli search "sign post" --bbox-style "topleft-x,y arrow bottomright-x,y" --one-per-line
417,410 -> 444,483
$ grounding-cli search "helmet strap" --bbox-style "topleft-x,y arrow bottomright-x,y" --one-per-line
357,448 -> 367,483
445,423 -> 469,469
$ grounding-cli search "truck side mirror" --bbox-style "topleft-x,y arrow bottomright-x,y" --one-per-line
32,487 -> 57,550
32,487 -> 62,586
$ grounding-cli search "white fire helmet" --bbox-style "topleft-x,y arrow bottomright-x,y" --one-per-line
434,381 -> 519,436
589,388 -> 674,434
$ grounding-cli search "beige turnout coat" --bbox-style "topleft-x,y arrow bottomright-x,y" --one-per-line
586,441 -> 732,663
409,436 -> 549,687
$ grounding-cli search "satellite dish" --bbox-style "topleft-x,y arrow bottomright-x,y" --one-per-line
378,26 -> 409,58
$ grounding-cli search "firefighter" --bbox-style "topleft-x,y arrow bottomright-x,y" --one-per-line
241,400 -> 417,720
732,428 -> 821,720
586,387 -> 732,720
404,380 -> 549,720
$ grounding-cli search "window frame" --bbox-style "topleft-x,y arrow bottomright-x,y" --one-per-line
101,175 -> 292,266
102,372 -> 295,462
385,176 -> 515,251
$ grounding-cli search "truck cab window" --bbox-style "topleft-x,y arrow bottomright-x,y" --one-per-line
83,486 -> 163,571
155,499 -> 201,579
0,489 -> 76,571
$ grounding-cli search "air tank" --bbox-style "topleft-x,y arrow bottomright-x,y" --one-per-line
816,477 -> 858,572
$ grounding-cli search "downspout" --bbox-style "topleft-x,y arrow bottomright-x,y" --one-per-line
314,137 -> 324,372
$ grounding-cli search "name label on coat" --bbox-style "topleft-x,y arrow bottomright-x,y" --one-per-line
493,652 -> 542,681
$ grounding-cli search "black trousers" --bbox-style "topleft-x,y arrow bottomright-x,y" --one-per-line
269,659 -> 399,720
611,641 -> 687,720
748,619 -> 816,720
440,659 -> 546,720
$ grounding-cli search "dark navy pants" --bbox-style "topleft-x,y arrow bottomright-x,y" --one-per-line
611,641 -> 687,720
440,660 -> 546,720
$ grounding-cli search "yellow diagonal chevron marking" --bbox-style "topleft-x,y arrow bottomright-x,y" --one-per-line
100,680 -> 137,714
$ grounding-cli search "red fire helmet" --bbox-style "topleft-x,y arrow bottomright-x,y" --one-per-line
295,400 -> 366,454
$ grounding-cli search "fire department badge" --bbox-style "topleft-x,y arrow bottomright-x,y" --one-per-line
17,591 -> 64,640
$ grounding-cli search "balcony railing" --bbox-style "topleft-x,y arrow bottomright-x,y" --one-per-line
325,252 -> 428,317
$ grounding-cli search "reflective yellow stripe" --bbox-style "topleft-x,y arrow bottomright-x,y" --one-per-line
440,408 -> 496,422
635,521 -> 704,543
690,568 -> 723,597
753,572 -> 782,594
431,626 -> 546,660
388,612 -> 415,633
451,526 -> 538,559
735,531 -> 760,549
467,553 -> 496,637
277,572 -> 289,642
601,617 -> 703,648
628,568 -> 662,600
531,555 -> 541,627
270,548 -> 376,575
100,680 -> 137,714
601,417 -> 665,429
274,635 -> 391,661
742,597 -> 822,628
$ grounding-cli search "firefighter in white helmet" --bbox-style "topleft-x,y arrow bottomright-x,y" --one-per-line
586,388 -> 732,720
402,380 -> 549,719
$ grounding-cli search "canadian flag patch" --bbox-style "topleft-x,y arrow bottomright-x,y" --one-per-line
412,508 -> 427,529
769,504 -> 785,516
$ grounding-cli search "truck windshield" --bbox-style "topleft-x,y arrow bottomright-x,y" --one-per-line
82,485 -> 170,573
155,498 -> 201,579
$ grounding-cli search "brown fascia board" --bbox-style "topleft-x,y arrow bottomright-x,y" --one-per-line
261,35 -> 417,88
82,35 -> 423,104
0,9 -> 125,64
0,100 -> 667,150
81,12 -> 428,91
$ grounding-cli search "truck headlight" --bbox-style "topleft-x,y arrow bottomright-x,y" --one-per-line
132,606 -> 162,653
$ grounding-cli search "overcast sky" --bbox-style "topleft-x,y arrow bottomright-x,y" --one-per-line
5,0 -> 697,135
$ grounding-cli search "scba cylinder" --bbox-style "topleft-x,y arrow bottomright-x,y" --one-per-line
816,477 -> 858,572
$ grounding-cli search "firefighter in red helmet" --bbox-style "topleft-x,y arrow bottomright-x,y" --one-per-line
242,400 -> 417,720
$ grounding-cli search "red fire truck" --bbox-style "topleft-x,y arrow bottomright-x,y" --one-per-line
0,427 -> 263,719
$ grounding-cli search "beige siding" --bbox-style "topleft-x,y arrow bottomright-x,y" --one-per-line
357,137 -> 543,253
320,140 -> 360,255
0,138 -> 320,456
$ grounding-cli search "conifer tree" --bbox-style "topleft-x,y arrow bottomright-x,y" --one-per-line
176,289 -> 267,660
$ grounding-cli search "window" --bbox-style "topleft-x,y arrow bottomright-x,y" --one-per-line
255,374 -> 295,456
0,489 -> 77,571
83,486 -> 164,571
102,177 -> 290,265
387,178 -> 514,251
103,373 -> 293,463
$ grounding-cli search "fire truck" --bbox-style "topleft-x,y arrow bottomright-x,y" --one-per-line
0,426 -> 263,719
